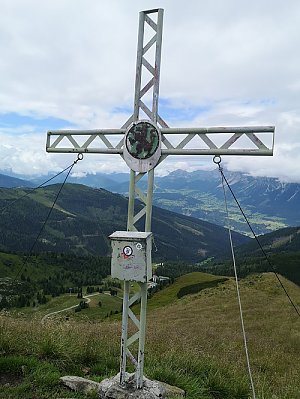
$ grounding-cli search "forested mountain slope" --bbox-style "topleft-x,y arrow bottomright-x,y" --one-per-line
0,183 -> 249,262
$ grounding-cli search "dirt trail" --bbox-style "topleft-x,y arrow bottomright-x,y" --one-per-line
41,293 -> 99,322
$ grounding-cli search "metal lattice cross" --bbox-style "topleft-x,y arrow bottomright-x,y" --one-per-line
46,8 -> 274,389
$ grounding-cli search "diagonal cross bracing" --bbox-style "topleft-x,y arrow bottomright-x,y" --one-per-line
47,126 -> 274,155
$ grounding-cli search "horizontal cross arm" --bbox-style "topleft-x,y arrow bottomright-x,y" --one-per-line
160,126 -> 275,134
46,125 -> 274,156
46,147 -> 123,154
46,147 -> 272,156
47,128 -> 126,136
161,148 -> 273,156
46,129 -> 126,154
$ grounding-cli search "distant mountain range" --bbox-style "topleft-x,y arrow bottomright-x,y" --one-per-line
0,173 -> 34,188
150,169 -> 300,235
0,183 -> 249,262
1,169 -> 299,236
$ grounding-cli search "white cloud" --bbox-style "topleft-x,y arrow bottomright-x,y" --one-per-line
0,0 -> 300,181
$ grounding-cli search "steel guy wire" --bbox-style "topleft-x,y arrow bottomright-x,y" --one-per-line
0,159 -> 82,215
13,154 -> 83,282
213,156 -> 300,318
214,155 -> 257,399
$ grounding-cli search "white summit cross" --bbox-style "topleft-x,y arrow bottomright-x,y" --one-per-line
46,8 -> 274,389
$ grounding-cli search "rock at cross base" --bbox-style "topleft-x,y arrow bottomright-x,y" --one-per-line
98,373 -> 185,398
60,376 -> 100,394
60,373 -> 185,398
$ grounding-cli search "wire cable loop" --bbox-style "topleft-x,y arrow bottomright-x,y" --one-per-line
75,153 -> 84,162
213,155 -> 222,165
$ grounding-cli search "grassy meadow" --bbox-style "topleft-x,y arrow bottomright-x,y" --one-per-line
0,272 -> 300,398
12,292 -> 123,321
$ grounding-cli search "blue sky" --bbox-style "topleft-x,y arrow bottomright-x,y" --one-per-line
112,100 -> 211,123
0,0 -> 300,181
157,99 -> 211,123
0,112 -> 74,132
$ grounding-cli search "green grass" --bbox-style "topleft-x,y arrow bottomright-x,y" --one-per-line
1,272 -> 300,398
0,355 -> 86,398
9,279 -> 143,321
147,272 -> 227,310
0,252 -> 25,278
24,293 -> 121,321
69,293 -> 122,321
10,290 -> 122,322
146,273 -> 300,399
145,353 -> 250,399
14,294 -> 80,316
27,188 -> 75,217
0,251 -> 68,282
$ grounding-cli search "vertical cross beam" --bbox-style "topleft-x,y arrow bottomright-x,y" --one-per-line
127,8 -> 164,232
121,9 -> 164,388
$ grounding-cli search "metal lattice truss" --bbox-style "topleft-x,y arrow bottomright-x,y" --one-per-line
47,125 -> 274,156
120,281 -> 147,388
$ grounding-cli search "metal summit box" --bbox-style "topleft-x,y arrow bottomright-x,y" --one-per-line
109,231 -> 152,283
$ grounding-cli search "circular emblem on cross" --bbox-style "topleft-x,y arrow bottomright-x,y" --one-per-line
123,120 -> 161,173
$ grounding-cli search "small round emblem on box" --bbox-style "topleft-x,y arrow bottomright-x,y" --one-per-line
123,246 -> 133,257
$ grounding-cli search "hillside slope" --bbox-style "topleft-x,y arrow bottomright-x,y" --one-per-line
146,272 -> 300,399
201,225 -> 300,285
147,272 -> 228,310
3,169 -> 299,235
57,169 -> 298,235
0,184 -> 249,262
1,272 -> 300,398
234,225 -> 300,255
